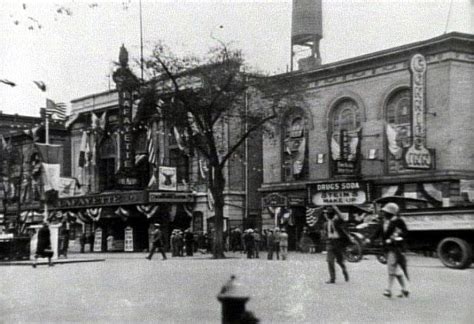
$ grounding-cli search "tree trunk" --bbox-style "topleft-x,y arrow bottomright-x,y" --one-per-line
211,166 -> 226,259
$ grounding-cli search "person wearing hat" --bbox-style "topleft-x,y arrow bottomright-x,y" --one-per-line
243,229 -> 255,259
367,202 -> 409,298
146,223 -> 167,260
33,221 -> 54,268
322,206 -> 350,284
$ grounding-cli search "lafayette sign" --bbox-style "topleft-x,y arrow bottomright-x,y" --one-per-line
404,54 -> 434,169
56,191 -> 146,209
309,181 -> 370,206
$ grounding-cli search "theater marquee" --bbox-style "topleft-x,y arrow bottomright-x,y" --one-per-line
308,181 -> 371,206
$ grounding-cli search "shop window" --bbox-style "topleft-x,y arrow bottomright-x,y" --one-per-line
282,112 -> 307,182
385,89 -> 412,173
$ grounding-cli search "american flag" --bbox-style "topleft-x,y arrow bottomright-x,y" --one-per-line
306,206 -> 323,227
147,126 -> 157,166
46,99 -> 66,120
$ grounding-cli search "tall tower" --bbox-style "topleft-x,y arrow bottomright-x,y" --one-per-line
291,0 -> 323,71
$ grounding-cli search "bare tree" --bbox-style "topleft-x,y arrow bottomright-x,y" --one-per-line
142,43 -> 300,258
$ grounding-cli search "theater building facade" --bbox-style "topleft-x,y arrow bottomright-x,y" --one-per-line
58,47 -> 262,252
259,32 -> 474,249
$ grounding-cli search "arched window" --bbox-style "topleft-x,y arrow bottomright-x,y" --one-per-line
329,99 -> 361,175
385,89 -> 412,173
282,111 -> 307,182
332,100 -> 360,134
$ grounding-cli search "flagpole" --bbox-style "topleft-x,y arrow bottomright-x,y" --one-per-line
44,109 -> 49,222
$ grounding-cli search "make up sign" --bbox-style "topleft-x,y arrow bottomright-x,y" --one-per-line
404,54 -> 434,170
308,181 -> 370,206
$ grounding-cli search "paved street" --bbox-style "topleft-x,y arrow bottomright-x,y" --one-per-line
1,252 -> 472,323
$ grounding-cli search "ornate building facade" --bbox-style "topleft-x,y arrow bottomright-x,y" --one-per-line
259,32 -> 474,249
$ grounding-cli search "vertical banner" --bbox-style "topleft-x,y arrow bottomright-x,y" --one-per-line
113,45 -> 140,188
404,54 -> 434,169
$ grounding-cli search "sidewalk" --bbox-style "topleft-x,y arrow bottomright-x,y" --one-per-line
0,253 -> 105,266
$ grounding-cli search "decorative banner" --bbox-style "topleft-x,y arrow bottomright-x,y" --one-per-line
309,181 -> 371,206
330,128 -> 362,176
136,204 -> 159,218
115,207 -> 130,221
404,53 -> 434,169
158,166 -> 177,191
113,45 -> 139,188
86,207 -> 102,222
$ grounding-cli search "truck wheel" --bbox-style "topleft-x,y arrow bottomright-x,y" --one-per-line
437,237 -> 472,269
344,236 -> 363,263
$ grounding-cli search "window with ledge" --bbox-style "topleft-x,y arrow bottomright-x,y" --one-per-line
385,89 -> 412,173
282,113 -> 307,182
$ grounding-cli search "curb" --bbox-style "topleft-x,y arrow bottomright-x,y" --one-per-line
0,258 -> 106,266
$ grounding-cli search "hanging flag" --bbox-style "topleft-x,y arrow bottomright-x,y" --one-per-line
91,112 -> 100,130
46,99 -> 66,120
78,131 -> 88,167
330,134 -> 340,160
35,143 -> 62,192
293,137 -> 306,175
147,173 -> 157,188
348,128 -> 362,161
115,132 -> 121,173
306,206 -> 323,227
207,189 -> 214,211
99,111 -> 107,130
386,123 -> 402,159
173,126 -> 185,151
33,80 -> 46,92
199,159 -> 208,179
147,126 -> 157,166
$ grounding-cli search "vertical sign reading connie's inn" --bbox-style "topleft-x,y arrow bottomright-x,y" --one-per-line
404,54 -> 434,169
113,45 -> 140,188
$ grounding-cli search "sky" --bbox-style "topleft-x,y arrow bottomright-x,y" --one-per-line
0,0 -> 472,117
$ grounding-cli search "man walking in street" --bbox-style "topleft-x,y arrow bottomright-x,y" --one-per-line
146,223 -> 167,260
323,206 -> 350,284
367,202 -> 409,298
280,228 -> 289,260
33,221 -> 54,268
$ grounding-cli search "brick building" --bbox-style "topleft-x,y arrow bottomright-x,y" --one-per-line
259,32 -> 474,249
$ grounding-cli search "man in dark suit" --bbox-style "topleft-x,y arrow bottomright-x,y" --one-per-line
33,222 -> 54,268
146,223 -> 167,260
323,206 -> 351,284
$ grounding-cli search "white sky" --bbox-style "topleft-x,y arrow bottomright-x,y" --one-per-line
0,0 -> 472,117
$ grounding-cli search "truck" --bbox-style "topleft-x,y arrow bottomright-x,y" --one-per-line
346,196 -> 474,269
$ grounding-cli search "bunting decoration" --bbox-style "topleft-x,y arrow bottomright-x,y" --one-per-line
183,204 -> 194,217
136,204 -> 159,218
115,207 -> 130,221
86,208 -> 102,222
76,211 -> 89,224
199,159 -> 209,180
147,174 -> 157,188
306,206 -> 323,227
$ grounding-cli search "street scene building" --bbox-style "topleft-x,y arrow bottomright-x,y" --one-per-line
260,31 -> 474,250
